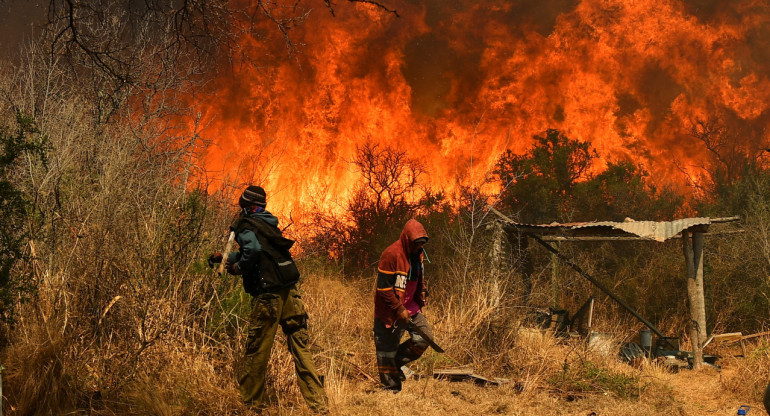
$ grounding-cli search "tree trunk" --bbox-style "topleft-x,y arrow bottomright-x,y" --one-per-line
682,230 -> 707,369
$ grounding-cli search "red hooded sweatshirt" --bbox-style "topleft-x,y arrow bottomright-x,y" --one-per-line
374,219 -> 429,327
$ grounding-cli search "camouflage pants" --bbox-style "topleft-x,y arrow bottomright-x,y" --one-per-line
373,312 -> 433,391
239,285 -> 328,413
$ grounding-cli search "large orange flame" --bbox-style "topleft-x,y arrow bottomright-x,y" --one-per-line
199,0 -> 770,216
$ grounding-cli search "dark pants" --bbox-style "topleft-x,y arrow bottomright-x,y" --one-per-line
239,285 -> 328,413
764,382 -> 770,415
373,312 -> 433,391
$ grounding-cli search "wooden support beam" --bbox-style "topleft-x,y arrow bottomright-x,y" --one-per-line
506,229 -> 533,304
530,234 -> 676,349
710,216 -> 741,223
551,243 -> 560,308
741,330 -> 770,340
693,232 -> 707,348
683,230 -> 707,369
489,221 -> 505,281
542,236 -> 661,241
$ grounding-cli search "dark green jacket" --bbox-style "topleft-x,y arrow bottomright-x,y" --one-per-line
228,210 -> 299,295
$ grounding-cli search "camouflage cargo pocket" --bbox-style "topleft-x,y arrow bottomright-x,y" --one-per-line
282,293 -> 308,333
245,294 -> 279,353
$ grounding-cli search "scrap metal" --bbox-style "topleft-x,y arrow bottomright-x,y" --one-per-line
528,233 -> 678,350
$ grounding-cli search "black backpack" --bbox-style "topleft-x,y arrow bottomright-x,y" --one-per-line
233,216 -> 300,292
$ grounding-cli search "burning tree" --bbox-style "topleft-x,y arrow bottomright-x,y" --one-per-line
493,129 -> 596,223
494,129 -> 681,223
308,141 -> 434,271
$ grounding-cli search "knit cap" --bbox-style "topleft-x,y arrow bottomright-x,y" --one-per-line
239,185 -> 267,208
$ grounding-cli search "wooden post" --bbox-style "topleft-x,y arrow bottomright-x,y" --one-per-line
487,222 -> 505,308
683,230 -> 707,369
693,232 -> 707,348
489,222 -> 505,281
508,231 -> 533,304
551,242 -> 560,308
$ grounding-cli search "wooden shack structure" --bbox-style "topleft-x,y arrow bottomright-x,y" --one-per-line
488,206 -> 741,369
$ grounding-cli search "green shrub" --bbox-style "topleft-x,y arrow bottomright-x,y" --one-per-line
548,360 -> 645,399
0,112 -> 47,328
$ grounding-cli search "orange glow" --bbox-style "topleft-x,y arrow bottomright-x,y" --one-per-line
196,0 -> 770,216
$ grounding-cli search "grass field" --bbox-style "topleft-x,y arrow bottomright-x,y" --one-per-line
3,266 -> 769,415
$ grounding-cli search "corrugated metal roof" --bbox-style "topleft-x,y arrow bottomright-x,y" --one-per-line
500,217 -> 712,242
575,218 -> 711,241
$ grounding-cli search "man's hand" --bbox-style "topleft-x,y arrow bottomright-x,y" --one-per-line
225,260 -> 242,275
207,253 -> 223,268
396,307 -> 410,325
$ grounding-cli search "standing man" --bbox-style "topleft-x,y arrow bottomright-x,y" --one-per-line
210,185 -> 328,413
373,218 -> 434,392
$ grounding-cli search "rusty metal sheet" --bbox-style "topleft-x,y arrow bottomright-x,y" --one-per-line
492,209 -> 713,242
574,218 -> 712,241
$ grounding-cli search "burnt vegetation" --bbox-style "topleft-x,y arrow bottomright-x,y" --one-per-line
2,1 -> 770,415
306,141 -> 441,269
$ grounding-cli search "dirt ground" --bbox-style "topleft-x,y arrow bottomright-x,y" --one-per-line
257,360 -> 766,415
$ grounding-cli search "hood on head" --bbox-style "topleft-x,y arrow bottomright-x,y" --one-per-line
399,219 -> 428,254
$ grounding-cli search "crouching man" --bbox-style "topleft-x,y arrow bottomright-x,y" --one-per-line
373,219 -> 434,392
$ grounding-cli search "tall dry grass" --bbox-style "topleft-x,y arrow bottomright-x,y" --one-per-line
1,190 -> 681,416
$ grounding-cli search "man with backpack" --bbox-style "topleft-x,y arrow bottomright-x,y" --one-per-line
209,185 -> 328,413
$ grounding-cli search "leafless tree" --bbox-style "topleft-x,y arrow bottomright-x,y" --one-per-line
351,141 -> 425,217
689,116 -> 770,185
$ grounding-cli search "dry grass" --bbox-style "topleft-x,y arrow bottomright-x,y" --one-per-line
7,262 -> 769,415
719,340 -> 770,404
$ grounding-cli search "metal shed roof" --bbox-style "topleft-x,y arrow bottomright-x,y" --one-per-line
487,207 -> 741,242
570,218 -> 712,241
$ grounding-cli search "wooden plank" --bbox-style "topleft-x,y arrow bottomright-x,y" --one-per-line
433,367 -> 510,386
542,236 -> 663,241
710,216 -> 741,223
741,330 -> 770,340
486,205 -> 516,223
434,367 -> 474,376
712,332 -> 743,343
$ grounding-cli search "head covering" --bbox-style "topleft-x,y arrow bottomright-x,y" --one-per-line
398,219 -> 429,256
239,185 -> 267,208
413,237 -> 428,245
